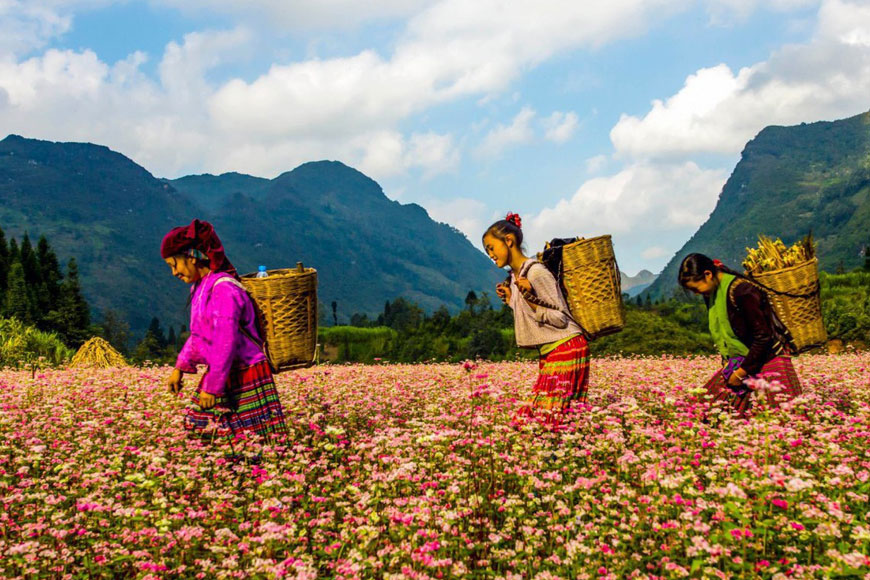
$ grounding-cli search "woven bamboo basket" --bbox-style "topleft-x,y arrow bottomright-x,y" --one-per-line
750,257 -> 826,352
560,235 -> 625,338
240,263 -> 317,372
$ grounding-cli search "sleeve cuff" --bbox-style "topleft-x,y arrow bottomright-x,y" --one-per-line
201,375 -> 226,396
175,358 -> 197,373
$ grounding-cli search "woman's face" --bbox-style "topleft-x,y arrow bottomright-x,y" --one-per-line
483,233 -> 511,268
683,270 -> 717,296
165,256 -> 203,284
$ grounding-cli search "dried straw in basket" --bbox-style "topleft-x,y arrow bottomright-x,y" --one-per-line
561,235 -> 625,339
70,337 -> 128,368
241,263 -> 318,372
751,257 -> 827,352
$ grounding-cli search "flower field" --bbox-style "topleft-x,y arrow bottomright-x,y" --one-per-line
1,354 -> 869,579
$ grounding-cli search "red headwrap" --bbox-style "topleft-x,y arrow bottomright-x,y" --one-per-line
505,212 -> 522,229
160,219 -> 237,278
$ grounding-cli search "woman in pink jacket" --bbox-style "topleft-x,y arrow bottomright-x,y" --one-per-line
161,219 -> 287,442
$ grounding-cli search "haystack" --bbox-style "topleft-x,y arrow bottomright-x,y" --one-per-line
70,337 -> 128,368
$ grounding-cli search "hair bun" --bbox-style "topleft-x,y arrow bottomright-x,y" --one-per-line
505,212 -> 522,229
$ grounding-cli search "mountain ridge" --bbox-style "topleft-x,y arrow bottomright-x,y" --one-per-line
644,110 -> 870,299
0,135 -> 504,335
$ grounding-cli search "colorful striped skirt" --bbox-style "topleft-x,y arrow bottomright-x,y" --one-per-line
513,335 -> 590,426
183,360 -> 289,443
703,355 -> 802,417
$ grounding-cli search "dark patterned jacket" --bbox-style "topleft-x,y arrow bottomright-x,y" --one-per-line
726,279 -> 794,375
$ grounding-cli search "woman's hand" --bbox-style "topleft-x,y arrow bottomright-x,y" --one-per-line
516,277 -> 532,294
727,368 -> 747,387
496,282 -> 511,304
167,368 -> 184,394
198,391 -> 216,410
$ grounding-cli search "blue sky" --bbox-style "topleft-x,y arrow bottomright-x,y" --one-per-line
2,0 -> 869,276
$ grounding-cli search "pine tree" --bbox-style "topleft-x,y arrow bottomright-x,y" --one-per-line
465,291 -> 478,311
99,309 -> 130,354
18,234 -> 41,292
133,330 -> 164,363
147,317 -> 168,348
7,239 -> 19,272
4,262 -> 33,324
49,258 -> 91,347
167,326 -> 177,350
36,236 -> 63,309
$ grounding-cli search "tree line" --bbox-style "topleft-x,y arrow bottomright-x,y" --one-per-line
0,228 -> 91,347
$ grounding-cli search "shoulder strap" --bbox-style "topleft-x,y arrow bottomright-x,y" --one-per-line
727,278 -> 744,309
513,260 -> 590,339
213,277 -> 268,350
213,276 -> 245,291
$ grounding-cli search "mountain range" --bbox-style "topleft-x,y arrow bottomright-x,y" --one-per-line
0,135 -> 504,335
4,108 -> 868,337
645,110 -> 870,299
620,270 -> 657,297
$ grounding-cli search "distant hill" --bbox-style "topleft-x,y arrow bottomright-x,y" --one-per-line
0,135 -> 504,336
621,270 -> 656,297
167,172 -> 270,212
645,110 -> 870,300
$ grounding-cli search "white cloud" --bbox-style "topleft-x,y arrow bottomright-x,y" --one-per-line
0,1 -> 71,56
704,0 -> 819,25
0,1 -> 117,57
611,0 -> 870,160
344,130 -> 460,180
0,0 -> 704,179
152,0 -> 432,30
406,132 -> 460,178
159,28 -> 252,102
642,246 -> 670,259
523,162 -> 728,273
817,0 -> 870,46
421,197 -> 489,242
475,107 -> 536,158
585,154 -> 610,175
543,111 -> 579,143
0,0 -> 860,190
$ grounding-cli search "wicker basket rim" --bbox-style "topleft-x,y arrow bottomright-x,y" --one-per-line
241,267 -> 317,279
563,234 -> 612,246
749,256 -> 818,278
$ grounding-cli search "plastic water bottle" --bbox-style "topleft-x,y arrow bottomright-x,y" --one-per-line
255,265 -> 268,278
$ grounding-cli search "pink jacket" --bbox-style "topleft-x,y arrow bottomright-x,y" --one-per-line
175,272 -> 266,395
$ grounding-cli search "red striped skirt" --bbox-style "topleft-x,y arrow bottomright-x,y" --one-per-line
183,360 -> 288,442
703,355 -> 802,417
513,335 -> 590,426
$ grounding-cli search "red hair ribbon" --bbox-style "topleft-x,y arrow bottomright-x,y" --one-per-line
505,212 -> 522,229
713,259 -> 723,268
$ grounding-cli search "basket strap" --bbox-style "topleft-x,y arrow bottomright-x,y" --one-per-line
739,275 -> 820,299
213,277 -> 277,371
513,261 -> 591,339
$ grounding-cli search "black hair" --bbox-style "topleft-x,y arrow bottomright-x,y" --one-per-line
678,252 -> 763,308
482,218 -> 524,250
677,253 -> 749,287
